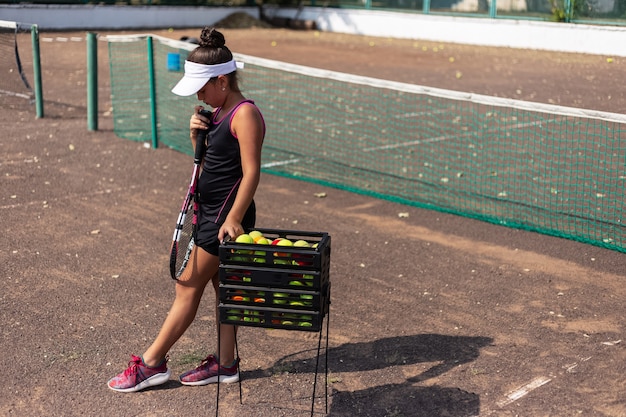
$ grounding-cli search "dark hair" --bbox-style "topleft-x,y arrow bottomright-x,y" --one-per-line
188,27 -> 239,92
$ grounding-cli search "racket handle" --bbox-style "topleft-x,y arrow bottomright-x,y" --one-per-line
194,128 -> 208,163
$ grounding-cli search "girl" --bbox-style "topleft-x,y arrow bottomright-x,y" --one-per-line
108,27 -> 265,392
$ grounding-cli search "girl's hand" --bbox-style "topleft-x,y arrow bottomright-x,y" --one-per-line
219,220 -> 244,243
190,106 -> 210,139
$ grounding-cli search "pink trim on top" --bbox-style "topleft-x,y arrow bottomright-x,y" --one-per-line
214,177 -> 242,223
213,100 -> 266,139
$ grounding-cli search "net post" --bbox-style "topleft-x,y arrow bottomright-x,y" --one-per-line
146,36 -> 158,149
87,32 -> 98,131
31,24 -> 43,118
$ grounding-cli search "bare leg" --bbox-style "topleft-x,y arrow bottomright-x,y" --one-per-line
142,246 -> 219,367
212,275 -> 237,366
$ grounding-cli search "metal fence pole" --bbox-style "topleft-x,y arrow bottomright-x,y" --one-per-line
147,36 -> 158,149
489,0 -> 497,18
31,24 -> 43,118
87,32 -> 98,131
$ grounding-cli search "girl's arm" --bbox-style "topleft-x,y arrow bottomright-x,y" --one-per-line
219,104 -> 265,241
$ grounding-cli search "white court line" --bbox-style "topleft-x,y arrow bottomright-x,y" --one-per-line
497,376 -> 552,408
41,37 -> 84,42
262,159 -> 300,168
0,88 -> 32,99
362,118 -> 558,152
363,133 -> 459,152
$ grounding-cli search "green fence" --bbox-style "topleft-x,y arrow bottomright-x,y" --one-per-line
107,33 -> 626,253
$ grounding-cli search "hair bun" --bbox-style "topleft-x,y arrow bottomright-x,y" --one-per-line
199,27 -> 226,48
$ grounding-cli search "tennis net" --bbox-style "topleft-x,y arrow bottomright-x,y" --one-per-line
106,33 -> 626,252
0,20 -> 33,100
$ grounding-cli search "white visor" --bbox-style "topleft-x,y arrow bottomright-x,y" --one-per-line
171,59 -> 243,96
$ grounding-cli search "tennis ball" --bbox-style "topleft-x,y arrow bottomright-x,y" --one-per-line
236,234 -> 254,244
273,293 -> 288,304
289,280 -> 304,286
271,238 -> 284,245
607,57 -> 614,63
249,230 -> 263,241
235,234 -> 255,256
274,238 -> 293,259
298,322 -> 313,327
271,41 -> 277,47
255,237 -> 270,245
293,240 -> 310,247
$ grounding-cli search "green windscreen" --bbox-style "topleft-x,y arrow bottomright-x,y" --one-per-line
107,34 -> 626,252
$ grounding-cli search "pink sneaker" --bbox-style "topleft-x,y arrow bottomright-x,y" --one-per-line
179,354 -> 239,386
107,355 -> 171,393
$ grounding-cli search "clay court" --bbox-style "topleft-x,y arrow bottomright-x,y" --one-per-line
1,20 -> 625,416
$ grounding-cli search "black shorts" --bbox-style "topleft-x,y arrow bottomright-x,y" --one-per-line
194,201 -> 256,256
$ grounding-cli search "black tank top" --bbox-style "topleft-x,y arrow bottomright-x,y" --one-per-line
197,100 -> 263,224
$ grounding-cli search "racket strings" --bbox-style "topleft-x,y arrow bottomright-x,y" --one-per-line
174,200 -> 196,277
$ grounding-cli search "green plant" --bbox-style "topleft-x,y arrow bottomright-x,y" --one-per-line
550,0 -> 590,21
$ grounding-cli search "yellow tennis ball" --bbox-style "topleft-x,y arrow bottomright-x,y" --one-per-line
248,230 -> 263,241
271,41 -> 277,47
235,234 -> 254,244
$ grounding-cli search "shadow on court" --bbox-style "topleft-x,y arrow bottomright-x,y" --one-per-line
240,334 -> 491,416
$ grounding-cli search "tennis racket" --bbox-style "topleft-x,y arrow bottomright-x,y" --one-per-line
169,113 -> 210,280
